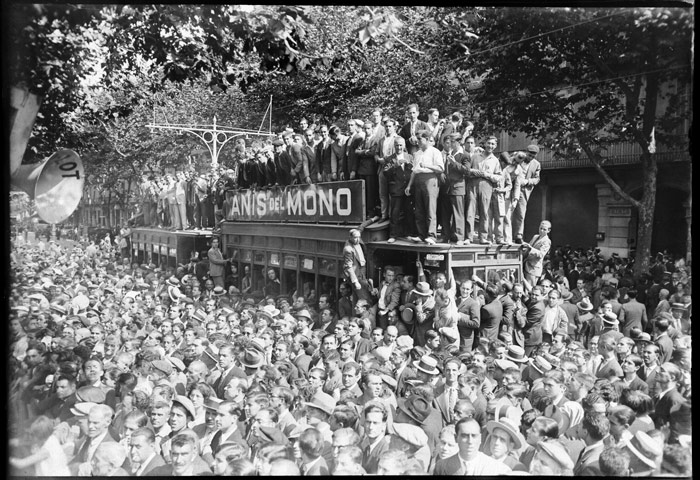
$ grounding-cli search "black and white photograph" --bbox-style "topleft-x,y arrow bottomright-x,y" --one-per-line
6,4 -> 693,476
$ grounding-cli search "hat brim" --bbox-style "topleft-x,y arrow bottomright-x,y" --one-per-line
397,399 -> 427,425
624,440 -> 658,469
412,360 -> 439,375
505,355 -> 528,363
411,289 -> 433,296
576,303 -> 593,311
486,421 -> 523,450
241,358 -> 265,368
302,401 -> 334,416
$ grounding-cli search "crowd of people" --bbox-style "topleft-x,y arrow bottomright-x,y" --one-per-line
7,216 -> 692,476
136,104 -> 541,245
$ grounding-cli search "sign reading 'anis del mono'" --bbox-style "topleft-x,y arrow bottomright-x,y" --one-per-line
224,180 -> 366,224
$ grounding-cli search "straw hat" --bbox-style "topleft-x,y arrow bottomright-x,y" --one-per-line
486,417 -> 524,450
576,298 -> 594,311
411,282 -> 433,297
505,345 -> 528,363
412,355 -> 439,375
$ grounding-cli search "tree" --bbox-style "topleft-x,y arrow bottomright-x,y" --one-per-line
7,4 -> 316,162
248,6 -> 483,126
461,7 -> 692,275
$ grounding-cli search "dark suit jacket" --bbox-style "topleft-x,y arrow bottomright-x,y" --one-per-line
456,296 -> 481,351
479,299 -> 503,344
433,390 -> 454,427
395,364 -> 415,398
500,295 -> 515,331
210,426 -> 248,455
345,133 -> 365,178
213,365 -> 247,400
399,120 -> 430,154
353,337 -> 374,362
620,299 -> 648,335
595,357 -> 623,381
303,456 -> 330,476
360,435 -> 393,474
560,300 -> 581,337
613,375 -> 649,397
653,388 -> 685,434
147,455 -> 212,476
523,299 -> 545,347
638,364 -> 660,397
127,453 -> 166,476
442,152 -> 469,195
384,158 -> 414,196
315,140 -> 333,176
70,430 -> 119,474
36,392 -> 77,422
434,453 -> 463,476
377,280 -> 401,313
655,333 -> 674,365
573,442 -> 604,476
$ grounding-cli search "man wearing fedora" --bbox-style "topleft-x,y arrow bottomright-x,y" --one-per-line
620,431 -> 663,476
560,290 -> 580,340
576,297 -> 595,344
484,417 -> 526,470
405,281 -> 435,348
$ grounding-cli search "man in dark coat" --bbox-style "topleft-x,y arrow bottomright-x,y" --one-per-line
523,285 -> 545,356
479,283 -> 503,345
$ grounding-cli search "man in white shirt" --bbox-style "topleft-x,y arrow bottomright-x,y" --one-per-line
468,136 -> 502,245
434,417 -> 511,475
406,130 -> 444,245
375,118 -> 399,222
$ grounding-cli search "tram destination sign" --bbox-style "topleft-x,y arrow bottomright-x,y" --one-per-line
225,180 -> 365,223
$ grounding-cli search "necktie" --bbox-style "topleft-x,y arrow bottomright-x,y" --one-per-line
78,437 -> 91,462
411,122 -> 415,136
463,460 -> 473,475
448,387 -> 457,413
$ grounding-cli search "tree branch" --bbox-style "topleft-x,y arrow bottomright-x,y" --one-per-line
390,32 -> 425,55
578,135 -> 642,210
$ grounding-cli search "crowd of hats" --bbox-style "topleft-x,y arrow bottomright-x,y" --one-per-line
7,231 -> 693,476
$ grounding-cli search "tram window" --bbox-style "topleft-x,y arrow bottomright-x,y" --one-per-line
318,275 -> 337,306
262,267 -> 282,298
299,273 -> 317,306
241,265 -> 253,295
282,268 -> 297,298
452,267 -> 475,285
487,267 -> 519,285
473,267 -> 486,284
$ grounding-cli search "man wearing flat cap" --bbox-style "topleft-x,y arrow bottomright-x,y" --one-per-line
512,144 -> 541,244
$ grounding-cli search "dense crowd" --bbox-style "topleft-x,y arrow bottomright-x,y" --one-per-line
7,222 -> 692,476
136,104 -> 540,247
